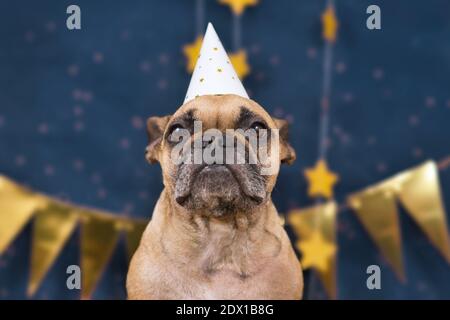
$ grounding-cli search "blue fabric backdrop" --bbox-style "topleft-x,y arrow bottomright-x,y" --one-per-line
0,0 -> 450,299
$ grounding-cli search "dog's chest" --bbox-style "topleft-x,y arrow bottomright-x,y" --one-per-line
188,270 -> 273,300
175,256 -> 294,300
180,229 -> 289,299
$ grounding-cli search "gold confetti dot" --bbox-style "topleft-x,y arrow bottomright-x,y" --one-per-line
217,68 -> 222,72
232,76 -> 235,80
200,78 -> 204,82
213,47 -> 218,51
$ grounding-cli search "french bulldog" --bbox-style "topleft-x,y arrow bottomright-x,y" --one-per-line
126,94 -> 303,299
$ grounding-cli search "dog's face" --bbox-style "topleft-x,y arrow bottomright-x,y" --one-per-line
145,94 -> 295,217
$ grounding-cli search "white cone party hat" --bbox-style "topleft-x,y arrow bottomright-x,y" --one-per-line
184,23 -> 249,104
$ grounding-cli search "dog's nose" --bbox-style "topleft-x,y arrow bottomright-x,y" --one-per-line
175,195 -> 188,205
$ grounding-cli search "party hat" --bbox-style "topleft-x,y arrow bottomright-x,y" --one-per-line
184,23 -> 249,104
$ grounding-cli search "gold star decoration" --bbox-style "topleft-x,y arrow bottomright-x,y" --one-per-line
321,5 -> 338,43
183,36 -> 203,73
297,231 -> 337,272
304,159 -> 339,199
219,0 -> 259,16
229,50 -> 250,79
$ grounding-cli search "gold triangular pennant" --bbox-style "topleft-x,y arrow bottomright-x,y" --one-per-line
0,176 -> 48,254
28,203 -> 79,296
348,183 -> 405,281
288,202 -> 338,299
124,221 -> 147,262
397,161 -> 450,263
80,214 -> 120,299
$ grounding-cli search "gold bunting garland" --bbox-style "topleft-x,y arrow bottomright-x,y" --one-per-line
0,175 -> 147,298
397,162 -> 450,263
80,214 -> 121,299
0,176 -> 48,254
348,160 -> 450,280
286,159 -> 450,298
288,201 -> 338,299
28,203 -> 79,296
348,181 -> 405,280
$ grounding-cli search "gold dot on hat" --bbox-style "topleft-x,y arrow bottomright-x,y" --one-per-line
217,68 -> 222,72
213,47 -> 218,51
200,78 -> 204,82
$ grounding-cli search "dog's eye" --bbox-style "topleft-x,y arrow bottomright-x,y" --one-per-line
167,123 -> 185,138
250,121 -> 267,133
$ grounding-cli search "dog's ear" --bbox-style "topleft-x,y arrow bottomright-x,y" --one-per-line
145,115 -> 171,164
273,117 -> 296,165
